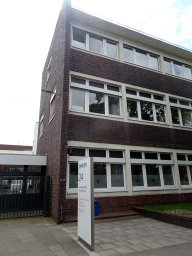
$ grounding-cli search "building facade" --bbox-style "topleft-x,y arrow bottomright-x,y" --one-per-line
37,0 -> 192,222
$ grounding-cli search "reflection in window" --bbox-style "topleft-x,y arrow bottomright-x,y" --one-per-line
162,165 -> 174,185
69,163 -> 78,188
149,55 -> 159,70
0,178 -> 23,194
26,177 -> 41,194
135,50 -> 147,67
184,66 -> 192,79
106,41 -> 117,58
181,109 -> 192,127
179,166 -> 189,185
140,101 -> 153,121
173,63 -> 183,77
131,165 -> 144,186
73,29 -> 86,49
127,100 -> 138,118
89,92 -> 105,114
124,47 -> 134,63
108,96 -> 120,116
0,166 -> 24,174
146,164 -> 161,187
89,35 -> 103,54
155,104 -> 165,122
171,107 -> 180,124
164,59 -> 172,74
94,164 -> 107,188
71,88 -> 85,111
111,164 -> 124,187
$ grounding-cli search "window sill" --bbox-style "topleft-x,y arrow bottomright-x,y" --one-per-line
124,60 -> 163,74
48,114 -> 55,125
172,125 -> 192,131
69,109 -> 123,120
181,186 -> 192,189
127,118 -> 169,127
133,186 -> 177,192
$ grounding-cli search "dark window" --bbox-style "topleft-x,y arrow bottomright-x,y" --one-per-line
177,154 -> 186,161
89,81 -> 104,89
160,153 -> 171,160
188,155 -> 192,161
109,151 -> 123,158
169,98 -> 177,104
154,95 -> 164,101
139,92 -> 151,98
71,77 -> 86,85
89,149 -> 106,157
131,165 -> 144,186
126,89 -> 137,95
145,153 -> 158,159
179,100 -> 189,106
130,152 -> 142,159
69,148 -> 85,156
107,85 -> 119,92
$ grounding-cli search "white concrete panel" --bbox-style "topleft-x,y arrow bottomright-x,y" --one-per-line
0,154 -> 47,166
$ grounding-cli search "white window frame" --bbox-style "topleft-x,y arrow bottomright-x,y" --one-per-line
67,148 -> 126,193
177,154 -> 192,188
164,58 -> 192,80
131,151 -> 175,191
126,89 -> 167,124
49,85 -> 56,121
123,44 -> 160,71
169,97 -> 192,128
72,27 -> 119,59
70,77 -> 122,118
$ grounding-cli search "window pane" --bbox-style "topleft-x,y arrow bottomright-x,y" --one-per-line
0,178 -> 23,195
146,164 -> 161,187
189,166 -> 192,182
164,59 -> 172,74
26,177 -> 41,194
179,100 -> 189,106
155,104 -> 166,122
135,50 -> 147,67
173,62 -> 183,77
124,47 -> 133,63
145,153 -> 158,159
71,77 -> 86,85
181,109 -> 192,127
130,152 -> 142,159
139,92 -> 151,98
107,85 -> 119,92
71,89 -> 85,111
154,95 -> 164,101
94,164 -> 107,188
111,164 -> 124,187
108,96 -> 120,116
171,107 -> 180,124
179,166 -> 189,185
69,148 -> 85,156
162,166 -> 174,185
127,100 -> 138,118
89,92 -> 105,114
184,66 -> 192,79
109,151 -> 123,158
126,89 -> 136,95
106,41 -> 117,58
69,163 -> 78,188
131,165 -> 144,186
0,166 -> 24,174
177,154 -> 186,161
160,153 -> 171,160
27,166 -> 41,172
149,55 -> 159,70
89,149 -> 106,157
89,81 -> 104,89
89,35 -> 103,54
140,101 -> 153,121
73,29 -> 86,49
169,98 -> 177,104
188,155 -> 192,161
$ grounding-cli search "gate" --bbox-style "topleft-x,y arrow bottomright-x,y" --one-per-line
0,176 -> 50,219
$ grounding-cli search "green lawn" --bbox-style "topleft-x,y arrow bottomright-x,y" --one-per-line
145,203 -> 192,211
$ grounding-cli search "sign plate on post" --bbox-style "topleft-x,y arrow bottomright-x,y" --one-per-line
78,157 -> 94,250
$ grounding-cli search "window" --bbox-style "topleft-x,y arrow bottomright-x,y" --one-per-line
127,89 -> 166,124
47,57 -> 52,82
169,97 -> 192,127
164,58 -> 192,80
177,153 -> 192,187
49,85 -> 56,120
68,148 -> 125,191
39,112 -> 44,137
72,27 -> 118,59
131,151 -> 174,189
70,76 -> 121,117
124,45 -> 159,71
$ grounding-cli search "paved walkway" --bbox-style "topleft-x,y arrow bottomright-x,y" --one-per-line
1,216 -> 192,255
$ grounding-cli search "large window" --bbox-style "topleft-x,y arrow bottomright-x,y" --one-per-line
68,148 -> 125,191
164,58 -> 192,80
124,45 -> 159,70
177,154 -> 192,187
127,89 -> 166,124
70,76 -> 121,117
131,151 -> 174,189
170,97 -> 192,127
73,27 -> 118,59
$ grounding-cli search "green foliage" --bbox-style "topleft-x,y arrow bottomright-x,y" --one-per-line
145,203 -> 192,211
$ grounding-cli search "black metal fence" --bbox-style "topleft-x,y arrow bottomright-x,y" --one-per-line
0,176 -> 50,219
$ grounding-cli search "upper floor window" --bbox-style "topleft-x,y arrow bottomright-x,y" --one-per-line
72,27 -> 118,59
49,85 -> 56,121
39,111 -> 44,137
47,57 -> 52,82
124,45 -> 159,70
164,58 -> 192,80
126,89 -> 166,124
169,97 -> 192,127
70,76 -> 121,117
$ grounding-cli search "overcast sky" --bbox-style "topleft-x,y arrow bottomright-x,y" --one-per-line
0,0 -> 191,146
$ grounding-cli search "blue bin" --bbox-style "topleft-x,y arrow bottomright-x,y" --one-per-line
94,201 -> 99,216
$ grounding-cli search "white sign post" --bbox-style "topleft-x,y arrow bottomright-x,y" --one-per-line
78,157 -> 94,250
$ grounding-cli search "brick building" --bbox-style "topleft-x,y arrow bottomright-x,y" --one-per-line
37,0 -> 192,222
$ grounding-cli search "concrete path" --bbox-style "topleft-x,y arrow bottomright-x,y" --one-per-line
1,215 -> 192,255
